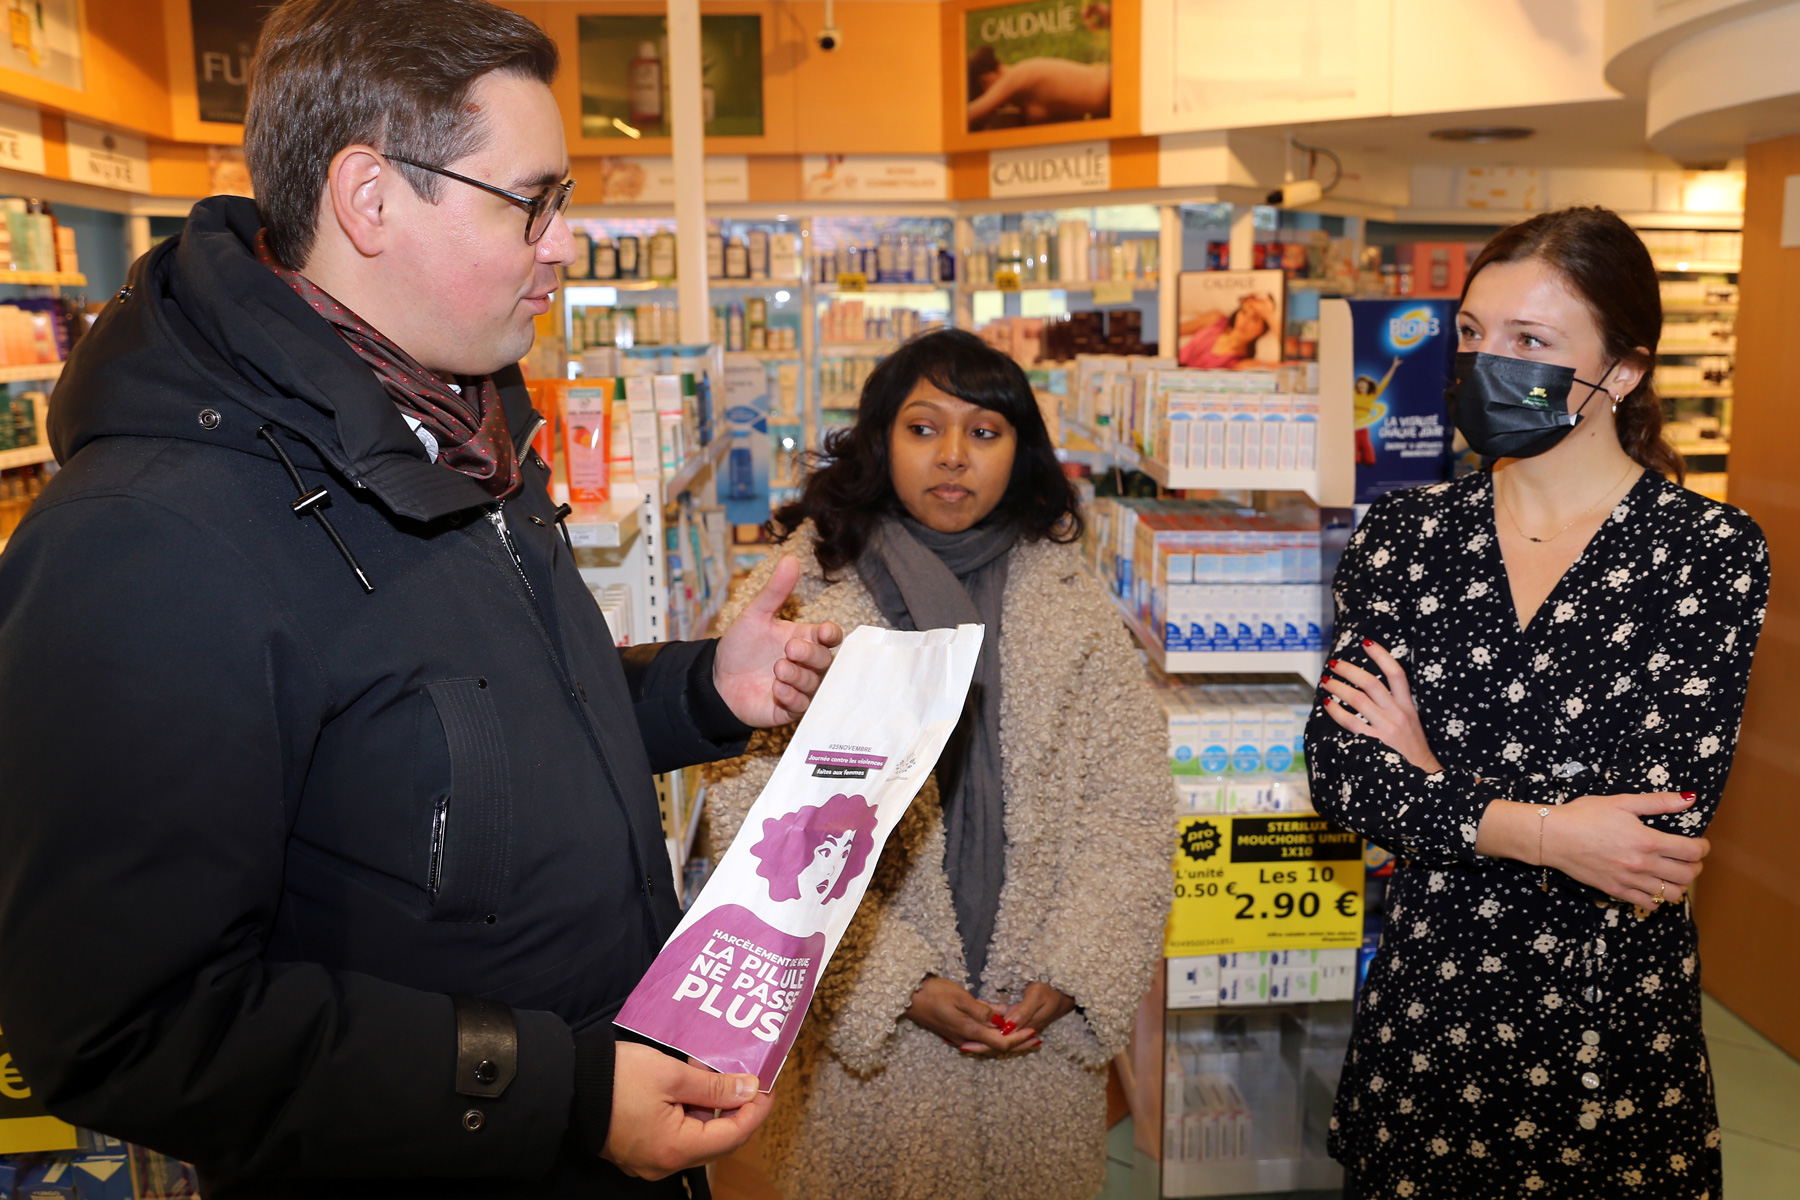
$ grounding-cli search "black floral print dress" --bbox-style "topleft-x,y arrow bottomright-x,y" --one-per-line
1307,469 -> 1769,1200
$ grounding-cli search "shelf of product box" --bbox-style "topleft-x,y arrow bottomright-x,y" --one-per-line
1136,455 -> 1326,503
0,270 -> 85,287
0,441 -> 53,470
1652,259 -> 1741,273
817,340 -> 901,356
1115,596 -> 1323,679
959,278 -> 1160,293
813,282 -> 951,296
0,360 -> 63,383
1284,278 -> 1356,295
1671,442 -> 1731,457
1658,386 -> 1734,399
662,429 -> 732,500
1662,303 -> 1739,314
1658,345 -> 1737,356
563,486 -> 643,550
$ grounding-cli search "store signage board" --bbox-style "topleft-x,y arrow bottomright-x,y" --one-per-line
801,156 -> 948,201
988,139 -> 1110,198
1164,815 -> 1363,957
0,100 -> 45,177
190,0 -> 278,125
65,121 -> 151,195
0,1023 -> 81,1153
596,156 -> 749,205
1345,298 -> 1457,504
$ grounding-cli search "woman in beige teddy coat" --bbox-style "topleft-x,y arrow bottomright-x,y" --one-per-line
703,330 -> 1172,1200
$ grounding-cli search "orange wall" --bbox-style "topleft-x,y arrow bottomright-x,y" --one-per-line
0,1 -> 173,139
1703,132 -> 1800,1059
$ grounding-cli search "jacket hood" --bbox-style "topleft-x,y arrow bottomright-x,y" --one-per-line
49,195 -> 537,522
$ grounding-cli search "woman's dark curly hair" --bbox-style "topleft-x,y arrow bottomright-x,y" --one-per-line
771,329 -> 1084,576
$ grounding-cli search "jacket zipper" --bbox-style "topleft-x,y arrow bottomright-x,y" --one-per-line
427,795 -> 449,902
468,505 -> 660,940
489,503 -> 536,602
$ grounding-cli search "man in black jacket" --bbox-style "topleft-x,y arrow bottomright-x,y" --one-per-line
0,2 -> 842,1195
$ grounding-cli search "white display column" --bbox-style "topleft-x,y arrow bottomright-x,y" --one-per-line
667,0 -> 710,343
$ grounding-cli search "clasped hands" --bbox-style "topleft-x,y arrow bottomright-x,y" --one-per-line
905,975 -> 1074,1055
1323,637 -> 1708,911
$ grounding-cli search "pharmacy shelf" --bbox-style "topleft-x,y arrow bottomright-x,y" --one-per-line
1653,259 -> 1740,273
959,279 -> 1159,293
1138,455 -> 1324,499
1660,386 -> 1734,399
815,282 -> 951,295
0,442 -> 53,469
817,341 -> 899,356
1659,343 -> 1736,355
1662,303 -> 1738,313
1672,442 -> 1731,456
0,360 -> 63,383
0,270 -> 85,287
1285,278 -> 1357,295
564,488 -> 642,550
1114,596 -> 1323,678
664,432 -> 732,499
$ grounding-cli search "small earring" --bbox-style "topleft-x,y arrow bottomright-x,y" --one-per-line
1610,394 -> 1621,414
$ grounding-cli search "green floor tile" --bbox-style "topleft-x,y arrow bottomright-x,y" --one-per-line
1710,1031 -> 1800,1152
1721,1130 -> 1800,1199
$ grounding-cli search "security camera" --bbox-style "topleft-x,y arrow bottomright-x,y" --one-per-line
1265,179 -> 1324,207
817,24 -> 842,51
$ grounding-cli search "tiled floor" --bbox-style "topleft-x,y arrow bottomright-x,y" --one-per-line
714,992 -> 1800,1199
1093,992 -> 1800,1200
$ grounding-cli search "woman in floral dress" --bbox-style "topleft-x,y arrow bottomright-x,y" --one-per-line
1310,207 -> 1769,1199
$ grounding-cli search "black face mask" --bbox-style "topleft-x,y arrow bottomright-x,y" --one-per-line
1445,351 -> 1612,460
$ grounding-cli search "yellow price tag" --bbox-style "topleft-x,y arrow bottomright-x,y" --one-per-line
1091,280 -> 1134,306
836,272 -> 868,293
994,270 -> 1022,292
1164,814 -> 1363,957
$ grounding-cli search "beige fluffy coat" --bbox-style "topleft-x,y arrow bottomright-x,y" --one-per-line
703,523 -> 1174,1200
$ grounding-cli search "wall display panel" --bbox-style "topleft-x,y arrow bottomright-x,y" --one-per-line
188,0 -> 278,126
0,0 -> 81,93
1139,0 -> 1391,135
579,14 -> 764,140
964,0 -> 1112,134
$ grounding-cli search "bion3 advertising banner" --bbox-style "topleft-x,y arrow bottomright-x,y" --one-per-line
1345,298 -> 1458,504
616,625 -> 983,1089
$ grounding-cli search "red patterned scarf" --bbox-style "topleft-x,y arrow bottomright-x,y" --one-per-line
257,231 -> 520,500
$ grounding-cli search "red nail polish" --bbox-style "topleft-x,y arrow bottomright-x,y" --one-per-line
1000,1021 -> 1017,1035
1362,638 -> 1373,648
1681,792 -> 1696,801
989,1013 -> 1006,1029
1324,697 -> 1334,706
1327,659 -> 1339,669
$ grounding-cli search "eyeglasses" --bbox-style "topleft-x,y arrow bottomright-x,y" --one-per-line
385,153 -> 575,245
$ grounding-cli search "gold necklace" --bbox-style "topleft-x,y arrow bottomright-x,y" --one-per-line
1497,462 -> 1637,544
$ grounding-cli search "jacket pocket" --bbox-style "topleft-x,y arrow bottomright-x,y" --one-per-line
424,678 -> 514,923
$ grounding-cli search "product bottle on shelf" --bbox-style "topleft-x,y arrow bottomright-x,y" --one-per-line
648,229 -> 677,280
724,238 -> 749,279
593,237 -> 618,280
748,229 -> 769,280
629,41 -> 663,127
617,235 -> 641,279
706,233 -> 725,280
567,228 -> 593,281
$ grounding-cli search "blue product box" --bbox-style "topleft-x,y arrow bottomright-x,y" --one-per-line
18,1158 -> 74,1200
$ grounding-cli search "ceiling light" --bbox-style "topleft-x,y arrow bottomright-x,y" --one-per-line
1429,126 -> 1535,143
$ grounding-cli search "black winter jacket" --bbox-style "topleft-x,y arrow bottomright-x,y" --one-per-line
0,197 -> 747,1196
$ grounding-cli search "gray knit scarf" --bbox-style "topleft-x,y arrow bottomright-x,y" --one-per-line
857,514 -> 1016,990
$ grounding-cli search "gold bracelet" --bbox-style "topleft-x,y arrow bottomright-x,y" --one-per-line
1536,806 -> 1552,894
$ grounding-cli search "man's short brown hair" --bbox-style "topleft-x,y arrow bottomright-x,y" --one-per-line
243,0 -> 558,270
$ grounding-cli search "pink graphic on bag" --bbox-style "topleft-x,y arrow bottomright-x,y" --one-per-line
751,793 -> 879,904
616,904 -> 827,1088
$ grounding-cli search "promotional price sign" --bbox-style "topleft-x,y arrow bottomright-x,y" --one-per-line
0,1023 -> 80,1153
1165,815 -> 1364,957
